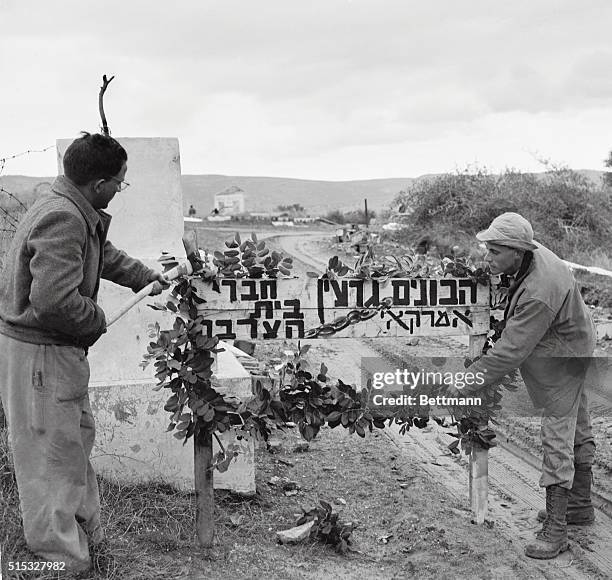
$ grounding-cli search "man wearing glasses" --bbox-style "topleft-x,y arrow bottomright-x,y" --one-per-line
0,132 -> 168,573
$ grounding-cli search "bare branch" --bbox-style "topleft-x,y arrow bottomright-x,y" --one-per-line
99,74 -> 115,136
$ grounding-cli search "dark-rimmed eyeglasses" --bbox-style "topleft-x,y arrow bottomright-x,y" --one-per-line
108,176 -> 130,191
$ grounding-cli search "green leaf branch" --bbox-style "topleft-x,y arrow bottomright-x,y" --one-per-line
296,500 -> 356,554
142,234 -> 516,472
211,232 -> 294,278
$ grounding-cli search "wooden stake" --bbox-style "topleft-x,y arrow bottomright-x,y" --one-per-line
468,332 -> 489,524
468,333 -> 487,359
194,431 -> 214,546
469,447 -> 488,524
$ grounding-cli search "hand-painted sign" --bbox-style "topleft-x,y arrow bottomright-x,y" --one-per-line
193,277 -> 489,341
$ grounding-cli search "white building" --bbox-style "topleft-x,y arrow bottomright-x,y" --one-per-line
214,186 -> 246,215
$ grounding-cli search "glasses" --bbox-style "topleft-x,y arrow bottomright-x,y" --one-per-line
108,176 -> 130,191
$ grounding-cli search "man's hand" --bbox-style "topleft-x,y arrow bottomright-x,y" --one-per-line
148,272 -> 170,296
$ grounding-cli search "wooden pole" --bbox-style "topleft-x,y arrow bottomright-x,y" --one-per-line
469,447 -> 488,524
468,332 -> 489,524
468,333 -> 487,360
194,431 -> 214,546
364,198 -> 369,228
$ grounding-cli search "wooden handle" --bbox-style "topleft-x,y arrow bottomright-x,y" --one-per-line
106,260 -> 194,328
107,281 -> 156,327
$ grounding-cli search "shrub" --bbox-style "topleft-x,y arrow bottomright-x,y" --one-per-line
393,165 -> 612,261
325,209 -> 375,225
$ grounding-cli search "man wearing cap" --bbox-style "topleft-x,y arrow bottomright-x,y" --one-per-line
464,212 -> 596,559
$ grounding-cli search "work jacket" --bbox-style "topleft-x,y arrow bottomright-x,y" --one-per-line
0,176 -> 157,347
468,242 -> 596,407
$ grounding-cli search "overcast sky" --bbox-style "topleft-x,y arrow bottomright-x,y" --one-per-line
1,0 -> 612,180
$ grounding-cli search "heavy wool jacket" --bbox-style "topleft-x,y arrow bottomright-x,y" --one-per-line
468,242 -> 596,407
0,176 -> 157,347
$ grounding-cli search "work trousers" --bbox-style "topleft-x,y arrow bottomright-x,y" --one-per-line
523,357 -> 596,489
0,334 -> 100,567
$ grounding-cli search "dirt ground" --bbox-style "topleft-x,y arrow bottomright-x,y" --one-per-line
0,421 -> 560,580
241,424 -> 548,580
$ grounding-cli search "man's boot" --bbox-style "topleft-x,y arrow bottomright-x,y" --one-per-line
537,464 -> 595,525
525,485 -> 569,559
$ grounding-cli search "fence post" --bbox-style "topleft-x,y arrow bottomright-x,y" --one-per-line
468,333 -> 489,524
194,431 -> 215,547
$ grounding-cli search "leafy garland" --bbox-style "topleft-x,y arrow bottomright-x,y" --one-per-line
141,233 -> 517,472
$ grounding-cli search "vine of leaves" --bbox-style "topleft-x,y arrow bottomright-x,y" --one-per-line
142,233 -> 517,474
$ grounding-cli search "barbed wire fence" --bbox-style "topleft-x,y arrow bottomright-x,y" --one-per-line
0,145 -> 55,265
0,145 -> 54,427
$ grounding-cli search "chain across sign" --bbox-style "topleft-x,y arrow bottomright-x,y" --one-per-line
194,277 -> 490,341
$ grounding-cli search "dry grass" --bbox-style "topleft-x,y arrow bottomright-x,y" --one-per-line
0,427 -> 348,580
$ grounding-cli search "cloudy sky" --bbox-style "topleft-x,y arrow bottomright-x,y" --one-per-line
1,0 -> 612,180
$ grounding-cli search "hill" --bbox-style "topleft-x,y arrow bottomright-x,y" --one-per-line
180,175 -> 417,214
0,174 -> 416,214
0,171 -> 605,215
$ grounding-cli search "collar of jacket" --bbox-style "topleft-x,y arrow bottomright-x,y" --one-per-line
510,250 -> 534,290
50,175 -> 112,236
503,251 -> 534,319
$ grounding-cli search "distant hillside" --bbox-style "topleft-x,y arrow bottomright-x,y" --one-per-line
0,174 -> 416,214
1,170 -> 606,215
180,175 -> 417,214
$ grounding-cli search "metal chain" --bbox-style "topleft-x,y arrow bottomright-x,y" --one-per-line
304,296 -> 394,338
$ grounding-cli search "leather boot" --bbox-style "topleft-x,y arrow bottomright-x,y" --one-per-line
525,485 -> 569,559
537,464 -> 595,525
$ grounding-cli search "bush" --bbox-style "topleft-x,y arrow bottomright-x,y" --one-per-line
325,209 -> 375,225
393,165 -> 612,261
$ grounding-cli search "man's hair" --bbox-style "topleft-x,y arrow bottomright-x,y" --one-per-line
63,132 -> 127,186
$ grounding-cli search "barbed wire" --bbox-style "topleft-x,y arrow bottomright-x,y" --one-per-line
0,205 -> 19,228
0,145 -> 55,175
0,187 -> 29,211
0,145 -> 55,234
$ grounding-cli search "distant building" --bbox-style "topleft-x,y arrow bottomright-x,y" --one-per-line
214,186 -> 245,215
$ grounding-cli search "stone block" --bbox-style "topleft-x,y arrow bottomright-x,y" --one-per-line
89,342 -> 257,494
